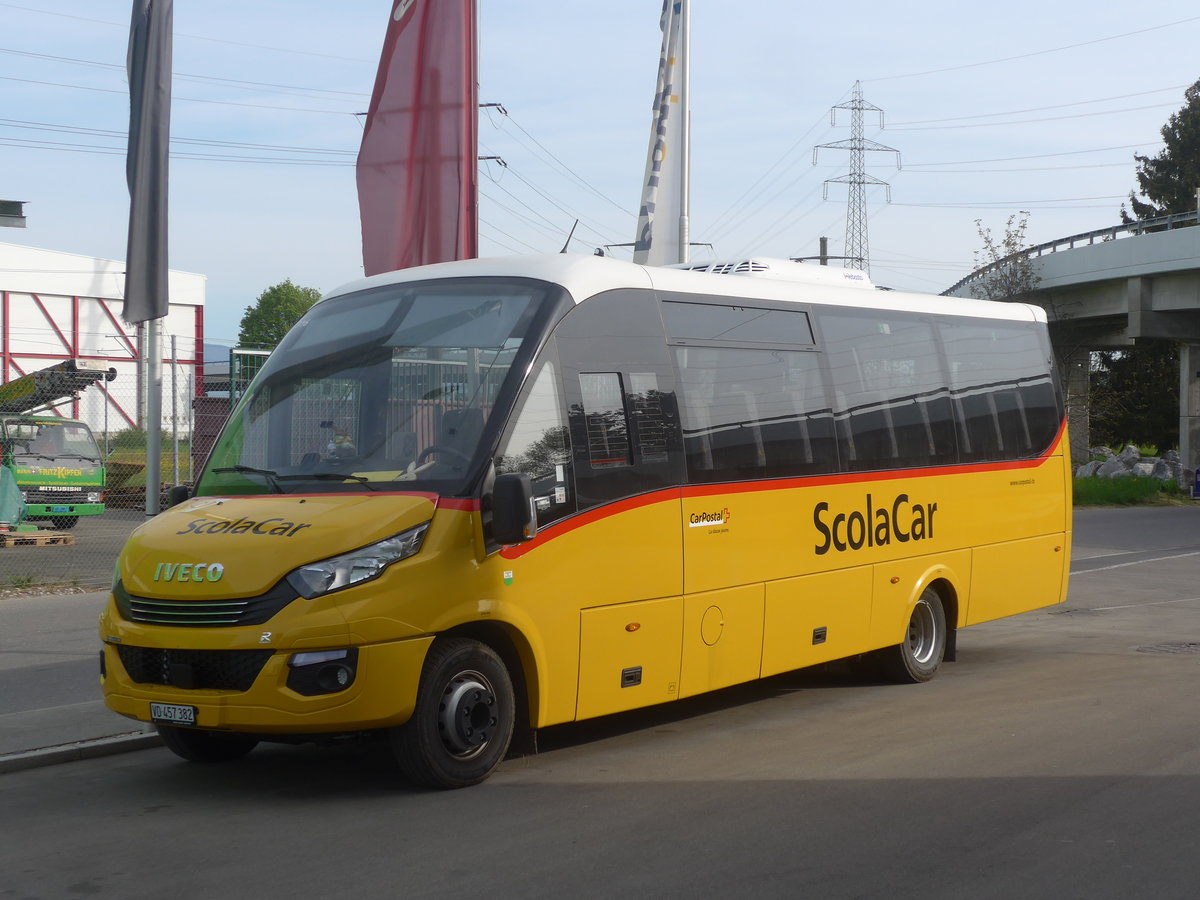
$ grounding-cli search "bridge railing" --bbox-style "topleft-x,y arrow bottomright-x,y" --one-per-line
942,209 -> 1200,297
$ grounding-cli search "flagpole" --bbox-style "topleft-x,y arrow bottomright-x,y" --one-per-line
677,0 -> 690,265
145,320 -> 162,518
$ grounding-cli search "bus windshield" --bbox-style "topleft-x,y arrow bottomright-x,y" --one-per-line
199,278 -> 556,498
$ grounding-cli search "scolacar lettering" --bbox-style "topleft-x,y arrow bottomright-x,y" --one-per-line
813,493 -> 937,555
176,516 -> 313,537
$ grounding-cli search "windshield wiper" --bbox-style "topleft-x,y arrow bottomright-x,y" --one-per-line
280,472 -> 382,492
211,465 -> 285,494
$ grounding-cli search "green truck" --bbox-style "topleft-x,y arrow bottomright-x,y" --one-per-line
0,360 -> 116,529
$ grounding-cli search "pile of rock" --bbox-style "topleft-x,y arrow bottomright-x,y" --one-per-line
1074,445 -> 1182,482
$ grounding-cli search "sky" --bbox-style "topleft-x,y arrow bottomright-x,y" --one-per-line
3,1 -> 1200,350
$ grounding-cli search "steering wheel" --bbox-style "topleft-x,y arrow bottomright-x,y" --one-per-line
416,444 -> 471,466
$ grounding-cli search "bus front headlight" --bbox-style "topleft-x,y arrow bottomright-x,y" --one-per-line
285,522 -> 430,599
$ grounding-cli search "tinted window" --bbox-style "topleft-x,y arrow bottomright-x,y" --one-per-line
496,359 -> 573,526
941,319 -> 1061,461
663,301 -> 814,347
555,290 -> 685,510
579,373 -> 632,468
674,346 -> 837,481
819,310 -> 958,471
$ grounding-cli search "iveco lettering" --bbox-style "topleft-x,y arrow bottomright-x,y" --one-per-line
99,254 -> 1071,789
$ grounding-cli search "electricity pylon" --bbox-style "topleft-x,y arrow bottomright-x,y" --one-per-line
813,81 -> 900,277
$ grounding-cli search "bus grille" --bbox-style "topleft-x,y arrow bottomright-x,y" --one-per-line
116,646 -> 273,691
113,580 -> 296,627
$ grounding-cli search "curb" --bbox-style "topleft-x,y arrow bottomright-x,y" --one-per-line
0,731 -> 162,775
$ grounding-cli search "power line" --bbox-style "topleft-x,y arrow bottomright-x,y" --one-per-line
904,142 -> 1163,168
0,74 -> 358,116
0,117 -> 356,156
0,2 -> 375,63
888,101 -> 1181,132
865,15 -> 1200,82
483,105 -> 633,221
889,84 -> 1188,128
0,46 -> 370,101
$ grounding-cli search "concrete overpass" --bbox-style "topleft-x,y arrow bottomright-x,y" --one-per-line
944,211 -> 1200,481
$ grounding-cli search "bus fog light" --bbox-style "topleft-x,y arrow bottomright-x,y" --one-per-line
286,648 -> 358,696
317,663 -> 353,692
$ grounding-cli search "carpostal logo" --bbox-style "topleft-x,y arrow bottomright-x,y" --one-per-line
689,507 -> 731,528
814,493 -> 939,555
177,516 -> 313,538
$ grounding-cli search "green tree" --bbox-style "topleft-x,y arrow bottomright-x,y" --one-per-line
1121,78 -> 1200,223
1089,342 -> 1179,452
237,279 -> 321,347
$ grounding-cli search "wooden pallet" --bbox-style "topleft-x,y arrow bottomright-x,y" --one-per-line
0,530 -> 74,548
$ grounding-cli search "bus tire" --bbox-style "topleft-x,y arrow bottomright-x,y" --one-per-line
875,587 -> 946,684
391,638 -> 515,790
156,725 -> 258,763
51,516 -> 78,530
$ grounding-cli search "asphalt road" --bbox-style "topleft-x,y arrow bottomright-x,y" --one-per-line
1,505 -> 1199,898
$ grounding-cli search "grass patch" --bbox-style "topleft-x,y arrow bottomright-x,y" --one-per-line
1073,477 -> 1190,506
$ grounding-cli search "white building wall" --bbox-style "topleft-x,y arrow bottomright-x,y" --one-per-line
0,242 -> 206,438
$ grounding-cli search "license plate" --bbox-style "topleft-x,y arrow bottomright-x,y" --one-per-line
150,702 -> 197,726
50,505 -> 71,512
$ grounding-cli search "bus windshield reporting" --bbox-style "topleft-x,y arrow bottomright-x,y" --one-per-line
99,254 -> 1071,789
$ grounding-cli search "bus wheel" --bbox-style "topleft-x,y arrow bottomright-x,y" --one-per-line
391,638 -> 515,789
156,725 -> 258,763
876,587 -> 946,684
51,516 -> 78,530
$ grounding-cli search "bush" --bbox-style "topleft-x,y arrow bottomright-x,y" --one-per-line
107,427 -> 170,450
1073,476 -> 1187,506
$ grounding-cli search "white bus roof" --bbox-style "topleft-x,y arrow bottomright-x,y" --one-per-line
322,254 -> 1046,324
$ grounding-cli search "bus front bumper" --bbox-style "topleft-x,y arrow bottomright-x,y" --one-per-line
100,635 -> 433,735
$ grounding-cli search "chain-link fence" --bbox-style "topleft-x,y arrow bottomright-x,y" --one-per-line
2,339 -> 235,592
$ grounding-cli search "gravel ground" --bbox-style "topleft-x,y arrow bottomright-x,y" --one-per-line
0,584 -> 94,600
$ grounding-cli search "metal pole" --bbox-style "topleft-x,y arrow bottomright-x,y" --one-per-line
171,332 -> 178,486
677,0 -> 691,265
144,319 -> 162,518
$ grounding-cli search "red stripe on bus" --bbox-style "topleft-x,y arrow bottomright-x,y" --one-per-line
499,418 -> 1068,559
437,497 -> 480,511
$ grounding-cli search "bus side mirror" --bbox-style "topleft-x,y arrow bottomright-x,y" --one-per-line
491,473 -> 537,545
167,484 -> 191,508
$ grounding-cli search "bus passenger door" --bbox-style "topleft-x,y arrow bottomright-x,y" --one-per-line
555,289 -> 688,719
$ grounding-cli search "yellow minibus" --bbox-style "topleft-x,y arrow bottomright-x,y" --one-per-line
99,254 -> 1070,788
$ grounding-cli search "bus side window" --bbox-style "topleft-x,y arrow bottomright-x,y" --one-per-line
941,320 -> 1062,462
674,346 -> 837,481
495,361 -> 573,526
556,288 -> 686,510
820,310 -> 957,471
579,372 -> 632,468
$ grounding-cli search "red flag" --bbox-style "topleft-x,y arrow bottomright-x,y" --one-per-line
357,0 -> 478,276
